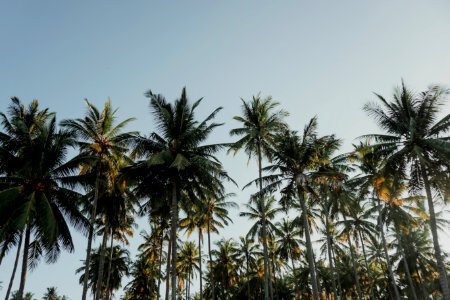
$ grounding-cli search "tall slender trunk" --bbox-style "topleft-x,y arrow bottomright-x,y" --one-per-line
207,221 -> 215,300
271,257 -> 278,300
376,198 -> 400,300
257,142 -> 270,300
104,228 -> 114,300
394,225 -> 418,300
5,232 -> 23,300
421,166 -> 450,300
82,173 -> 100,300
358,231 -> 375,300
157,231 -> 164,300
342,215 -> 363,300
198,230 -> 203,300
379,221 -> 400,299
246,254 -> 251,300
325,216 -> 338,300
297,187 -> 319,300
17,225 -> 31,300
170,180 -> 179,300
165,237 -> 172,300
96,225 -> 109,300
331,248 -> 343,298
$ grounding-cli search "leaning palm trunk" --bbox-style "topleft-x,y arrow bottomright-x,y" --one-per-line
325,216 -> 339,300
5,232 -> 23,300
17,225 -> 31,300
375,197 -> 400,300
297,188 -> 320,300
104,229 -> 114,300
82,173 -> 100,300
342,215 -> 363,300
207,221 -> 215,300
421,166 -> 450,300
379,217 -> 401,300
332,248 -> 343,298
394,225 -> 418,300
170,181 -> 179,300
96,225 -> 109,299
358,231 -> 375,300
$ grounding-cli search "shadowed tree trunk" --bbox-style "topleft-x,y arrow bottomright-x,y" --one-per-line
157,231 -> 164,300
342,215 -> 363,300
207,221 -> 214,300
82,173 -> 100,300
421,166 -> 450,300
96,225 -> 109,299
104,228 -> 114,300
5,232 -> 23,300
394,225 -> 418,300
198,230 -> 203,300
297,188 -> 319,300
325,216 -> 338,300
170,181 -> 179,300
165,237 -> 172,300
17,225 -> 31,300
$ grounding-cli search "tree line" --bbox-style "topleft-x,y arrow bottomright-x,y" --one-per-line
0,82 -> 449,300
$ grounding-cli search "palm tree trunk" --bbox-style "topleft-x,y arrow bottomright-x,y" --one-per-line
358,231 -> 375,300
379,221 -> 400,300
157,231 -> 164,300
325,216 -> 338,300
82,173 -> 100,300
246,254 -> 251,300
104,228 -> 114,300
331,248 -> 343,298
17,225 -> 31,300
96,225 -> 109,300
257,142 -> 270,300
170,180 -> 179,300
198,230 -> 203,300
342,215 -> 363,300
421,166 -> 450,300
296,187 -> 319,300
376,198 -> 400,300
394,225 -> 418,300
165,237 -> 172,300
5,232 -> 23,300
207,221 -> 215,300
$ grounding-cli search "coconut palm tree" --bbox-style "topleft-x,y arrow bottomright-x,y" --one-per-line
130,88 -> 233,300
61,99 -> 136,300
239,195 -> 279,299
229,94 -> 288,300
177,241 -> 200,299
0,114 -> 88,300
362,82 -> 450,299
236,236 -> 259,299
76,245 -> 130,299
255,118 -> 341,300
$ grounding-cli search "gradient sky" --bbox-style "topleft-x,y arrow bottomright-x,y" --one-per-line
1,1 -> 450,299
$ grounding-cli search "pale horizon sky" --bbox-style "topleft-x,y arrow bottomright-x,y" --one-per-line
1,1 -> 450,299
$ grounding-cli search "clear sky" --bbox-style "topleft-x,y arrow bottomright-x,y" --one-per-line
1,1 -> 450,299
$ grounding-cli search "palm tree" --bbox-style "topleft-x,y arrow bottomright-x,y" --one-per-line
0,114 -> 88,300
362,82 -> 450,299
239,195 -> 279,300
42,287 -> 58,300
210,238 -> 240,299
0,98 -> 52,300
177,241 -> 200,299
61,99 -> 135,300
229,94 -> 288,300
76,245 -> 130,299
274,217 -> 302,296
131,88 -> 232,300
236,236 -> 259,299
257,118 -> 341,300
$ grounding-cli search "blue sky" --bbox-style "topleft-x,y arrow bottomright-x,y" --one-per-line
1,1 -> 450,298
